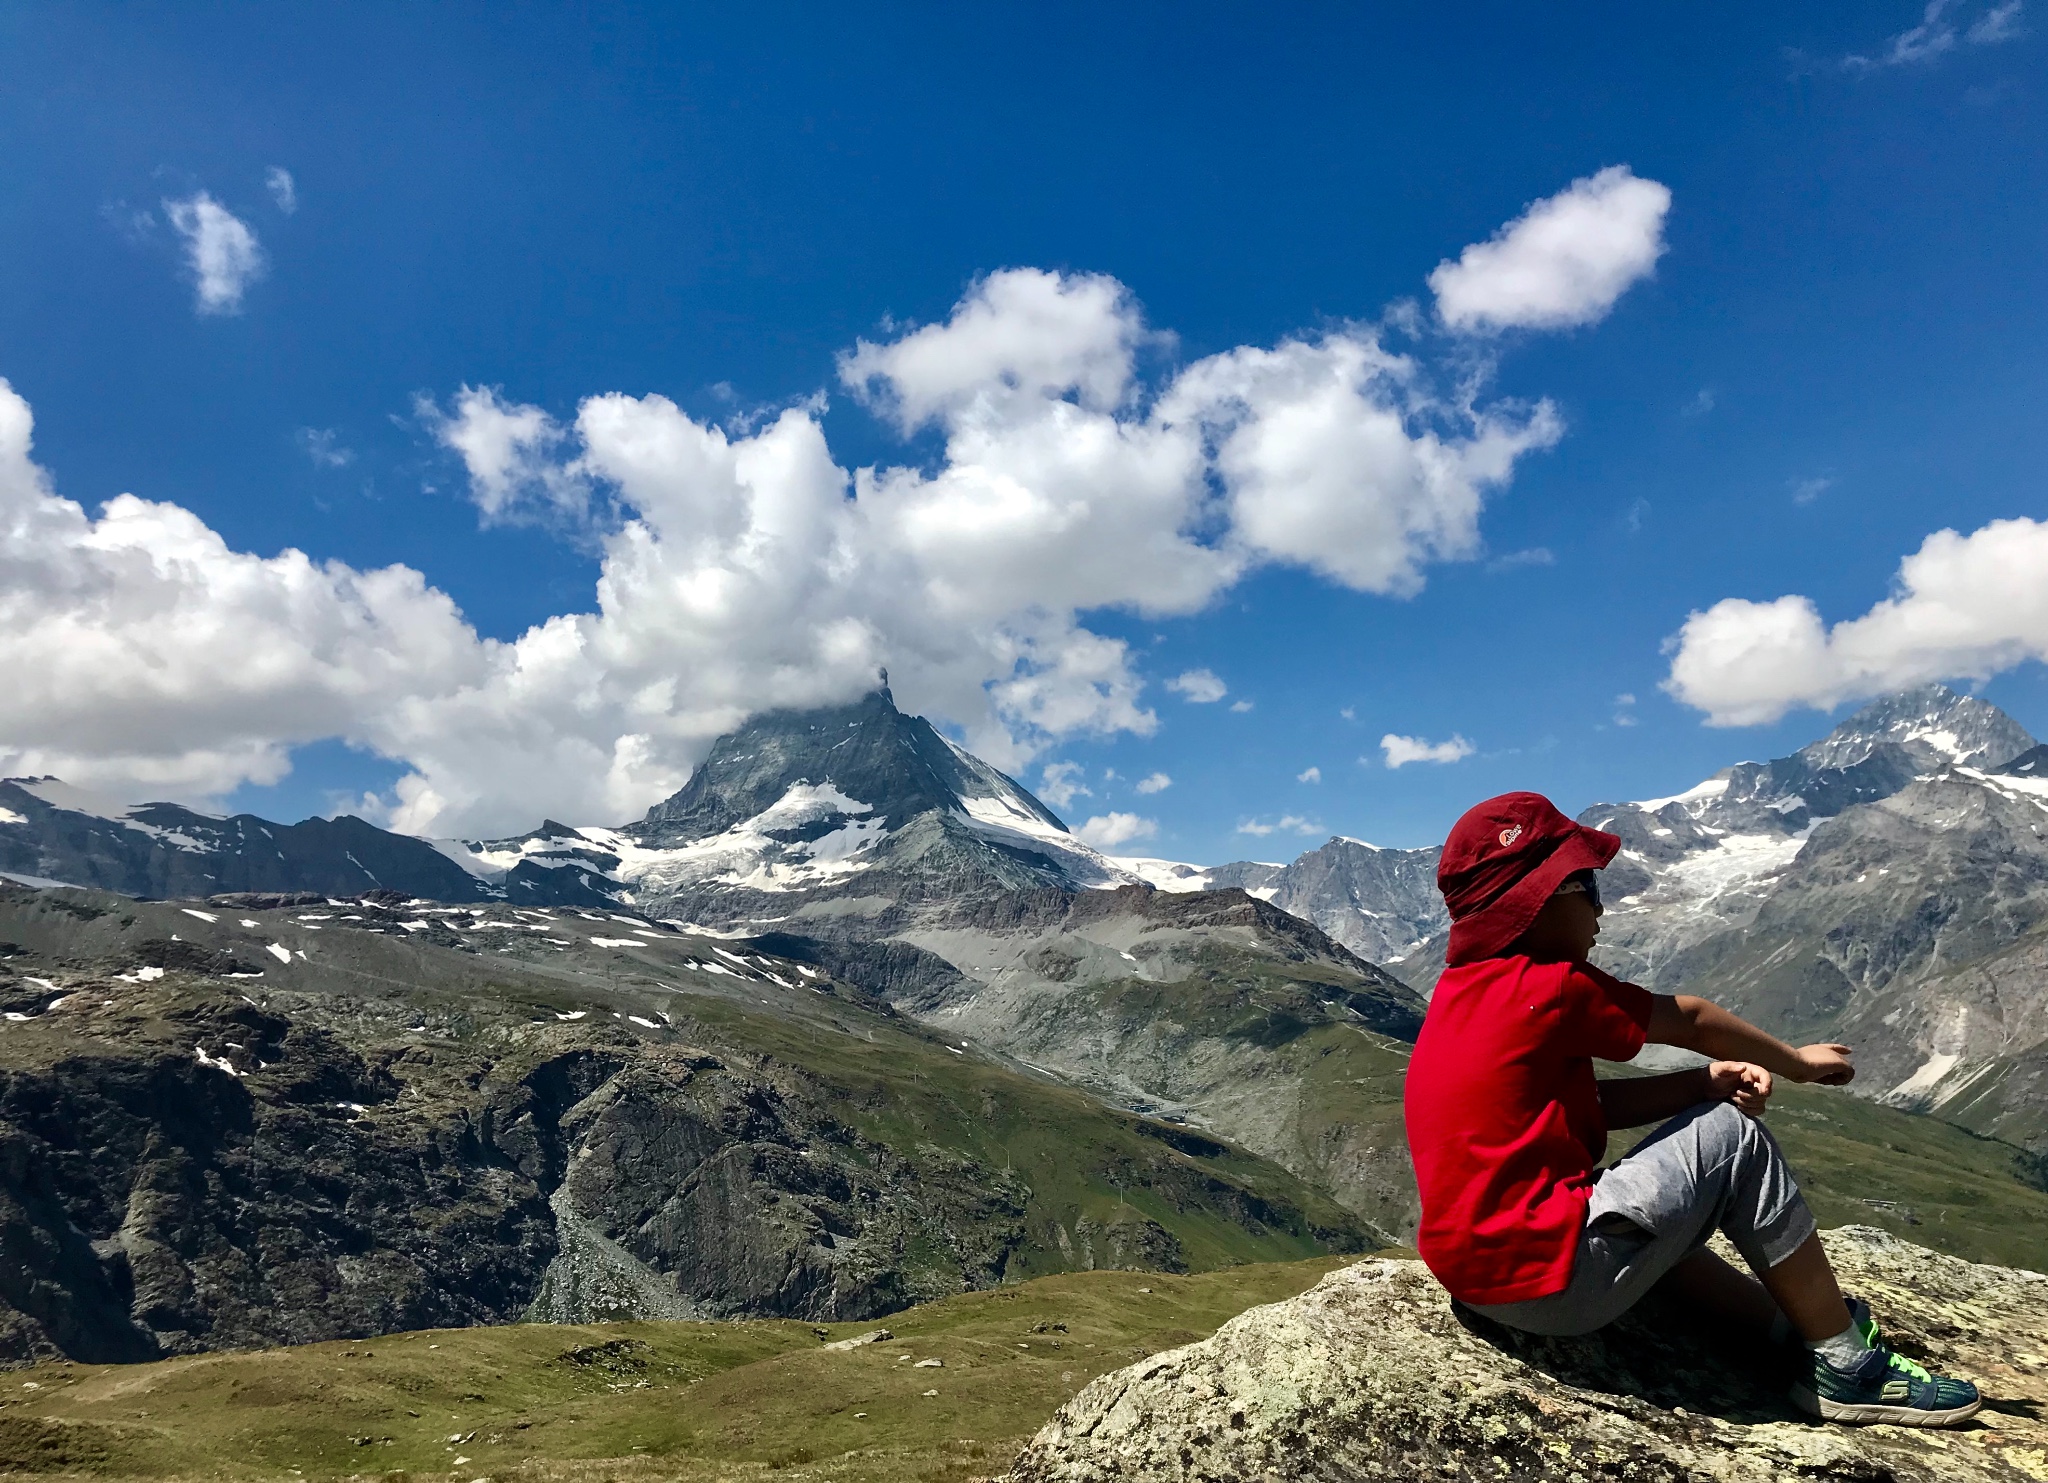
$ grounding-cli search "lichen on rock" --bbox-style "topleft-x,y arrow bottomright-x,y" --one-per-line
1005,1227 -> 2048,1482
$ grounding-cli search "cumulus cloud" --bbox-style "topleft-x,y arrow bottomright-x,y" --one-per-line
1843,0 -> 2024,69
163,192 -> 266,315
1037,760 -> 1091,810
0,377 -> 483,800
1230,699 -> 1255,713
2,172 -> 1662,833
1134,771 -> 1172,794
1076,811 -> 1157,849
1297,766 -> 1321,783
1663,516 -> 2048,726
1381,733 -> 1475,768
265,167 -> 298,215
1166,668 -> 1228,703
1790,475 -> 1834,506
417,386 -> 591,526
1429,167 -> 1670,333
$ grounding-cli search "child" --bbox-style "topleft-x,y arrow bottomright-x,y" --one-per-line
1404,791 -> 1982,1427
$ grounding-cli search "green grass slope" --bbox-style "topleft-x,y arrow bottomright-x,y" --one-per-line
0,1258 -> 1354,1483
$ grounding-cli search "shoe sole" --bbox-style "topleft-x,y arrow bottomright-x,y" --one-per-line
1790,1384 -> 1984,1428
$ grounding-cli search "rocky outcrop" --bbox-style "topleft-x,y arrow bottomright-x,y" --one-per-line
1006,1227 -> 2048,1482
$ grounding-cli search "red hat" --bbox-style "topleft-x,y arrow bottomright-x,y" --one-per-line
1438,792 -> 1619,966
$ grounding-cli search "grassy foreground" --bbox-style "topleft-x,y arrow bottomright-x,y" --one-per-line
0,1257 -> 1356,1483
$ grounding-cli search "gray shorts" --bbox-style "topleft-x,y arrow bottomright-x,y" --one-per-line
1470,1099 -> 1817,1338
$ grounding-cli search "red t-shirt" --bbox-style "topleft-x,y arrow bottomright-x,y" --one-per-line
1404,956 -> 1654,1304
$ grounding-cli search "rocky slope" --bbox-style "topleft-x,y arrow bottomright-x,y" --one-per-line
1006,1226 -> 2048,1483
0,777 -> 500,903
1128,837 -> 1447,972
0,881 -> 1367,1367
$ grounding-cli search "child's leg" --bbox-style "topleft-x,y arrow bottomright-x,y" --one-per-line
1655,1245 -> 1780,1336
1754,1231 -> 1854,1343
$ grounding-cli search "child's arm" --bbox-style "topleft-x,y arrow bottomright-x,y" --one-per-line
1646,994 -> 1856,1085
1599,1061 -> 1775,1127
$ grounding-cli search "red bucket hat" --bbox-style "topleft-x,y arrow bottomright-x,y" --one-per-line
1437,792 -> 1619,966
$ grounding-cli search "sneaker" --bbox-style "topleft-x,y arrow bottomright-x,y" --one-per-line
1792,1344 -> 1983,1427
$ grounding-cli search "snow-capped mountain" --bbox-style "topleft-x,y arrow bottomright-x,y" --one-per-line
1119,838 -> 1446,969
445,686 -> 1137,920
0,686 -> 1138,913
1582,684 -> 2041,988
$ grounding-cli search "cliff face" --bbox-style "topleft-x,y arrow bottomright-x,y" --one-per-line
1007,1226 -> 2048,1483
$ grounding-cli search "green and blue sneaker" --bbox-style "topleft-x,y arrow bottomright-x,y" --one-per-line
1792,1343 -> 1983,1427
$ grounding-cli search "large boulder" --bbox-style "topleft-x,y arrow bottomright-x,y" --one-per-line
1005,1227 -> 2048,1482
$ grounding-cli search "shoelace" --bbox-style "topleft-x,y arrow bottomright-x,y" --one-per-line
1883,1347 -> 1933,1384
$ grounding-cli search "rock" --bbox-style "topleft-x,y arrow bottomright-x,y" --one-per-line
914,1357 -> 944,1368
823,1329 -> 893,1352
1005,1227 -> 2048,1482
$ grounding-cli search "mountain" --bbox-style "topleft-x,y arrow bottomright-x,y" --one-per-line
1120,684 -> 2048,1156
1557,685 -> 2048,1140
1125,837 -> 1446,971
0,777 -> 497,902
0,880 -> 1366,1366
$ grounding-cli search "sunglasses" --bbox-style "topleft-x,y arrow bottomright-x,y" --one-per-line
1552,872 -> 1602,911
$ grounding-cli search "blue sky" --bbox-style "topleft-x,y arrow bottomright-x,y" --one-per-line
2,3 -> 2044,859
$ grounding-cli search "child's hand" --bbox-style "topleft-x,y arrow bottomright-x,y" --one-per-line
1792,1043 -> 1856,1086
1707,1061 -> 1773,1116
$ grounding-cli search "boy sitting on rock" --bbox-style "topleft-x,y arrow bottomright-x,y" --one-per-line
1404,791 -> 1982,1427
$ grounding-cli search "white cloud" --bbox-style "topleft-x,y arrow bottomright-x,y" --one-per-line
163,192 -> 266,315
418,386 -> 590,526
1487,546 -> 1555,572
0,376 -> 483,801
1381,733 -> 1475,768
1339,706 -> 1356,721
1296,766 -> 1321,784
1663,516 -> 2048,726
1790,475 -> 1834,505
1429,166 -> 1670,333
297,428 -> 352,468
1970,0 -> 2025,43
1844,0 -> 2024,68
0,175 -> 1658,832
1076,811 -> 1157,849
1134,771 -> 1171,794
1037,760 -> 1091,810
1237,814 -> 1321,837
1230,699 -> 1255,713
1166,668 -> 1228,703
265,167 -> 298,215
1160,333 -> 1561,595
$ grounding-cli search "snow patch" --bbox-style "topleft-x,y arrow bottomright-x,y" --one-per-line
1887,1052 -> 1962,1103
1113,857 -> 1212,892
1632,777 -> 1730,812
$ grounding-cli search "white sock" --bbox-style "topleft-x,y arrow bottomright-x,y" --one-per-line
1810,1319 -> 1873,1371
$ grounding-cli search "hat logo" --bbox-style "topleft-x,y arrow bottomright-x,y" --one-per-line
1498,825 -> 1523,848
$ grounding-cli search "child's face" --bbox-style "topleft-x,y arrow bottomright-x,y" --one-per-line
1516,879 -> 1604,962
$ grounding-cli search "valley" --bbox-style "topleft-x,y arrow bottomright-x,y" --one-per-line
4,680 -> 2048,1376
